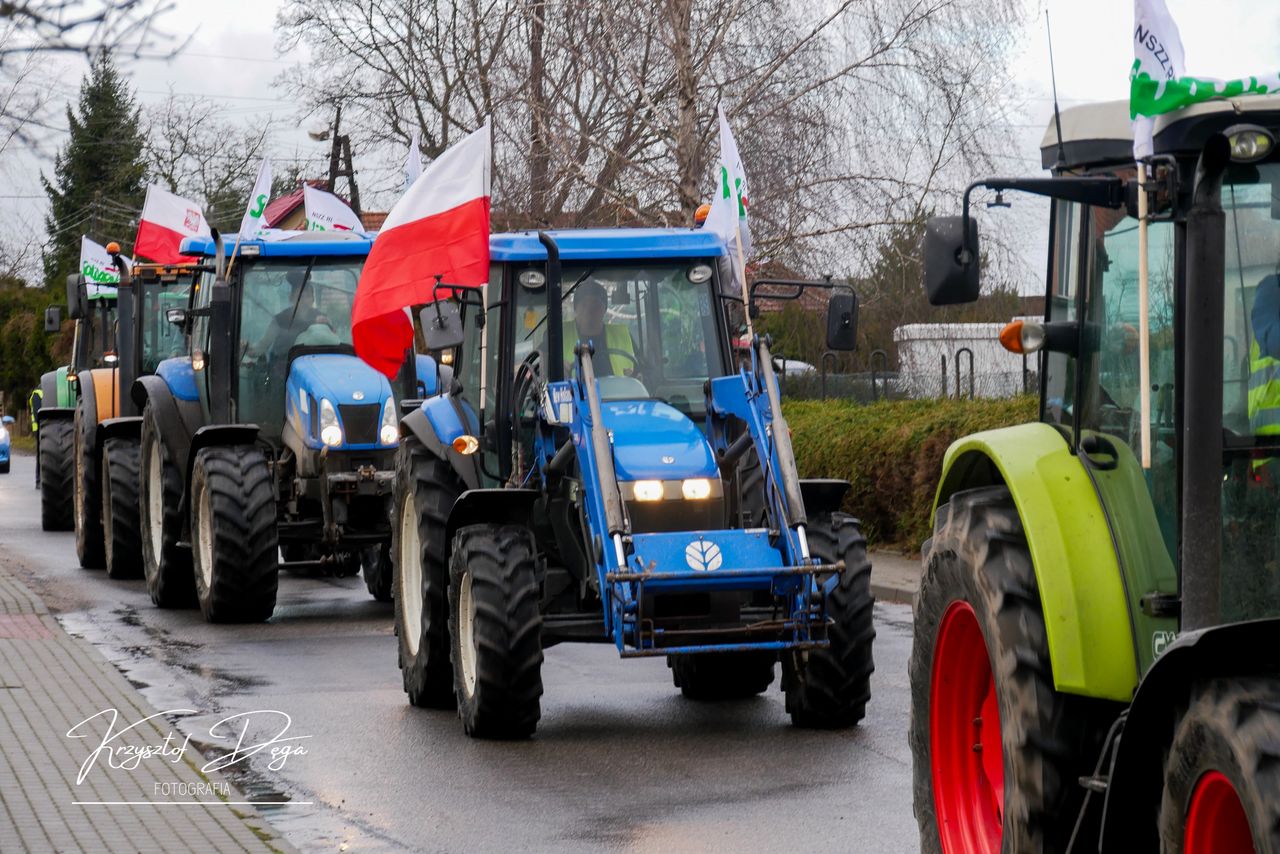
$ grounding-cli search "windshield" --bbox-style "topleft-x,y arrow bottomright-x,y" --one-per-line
139,274 -> 194,374
80,298 -> 118,370
1221,159 -> 1280,622
236,256 -> 365,439
516,261 -> 725,417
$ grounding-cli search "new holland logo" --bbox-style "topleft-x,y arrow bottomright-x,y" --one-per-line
685,539 -> 722,572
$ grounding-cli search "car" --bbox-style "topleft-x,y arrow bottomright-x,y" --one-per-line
0,415 -> 13,474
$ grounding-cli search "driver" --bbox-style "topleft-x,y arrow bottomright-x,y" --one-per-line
253,268 -> 320,358
1249,273 -> 1280,438
561,279 -> 637,377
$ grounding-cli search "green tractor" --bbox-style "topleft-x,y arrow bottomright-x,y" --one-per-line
36,278 -> 117,531
911,97 -> 1280,852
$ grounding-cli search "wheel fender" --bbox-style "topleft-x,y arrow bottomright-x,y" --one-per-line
97,416 -> 143,445
934,422 -> 1137,702
798,479 -> 851,516
76,368 -> 121,463
1098,618 -> 1280,850
35,406 -> 74,426
446,489 -> 540,553
133,375 -> 200,471
400,400 -> 480,491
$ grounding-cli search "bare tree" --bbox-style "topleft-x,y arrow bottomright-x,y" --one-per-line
0,1 -> 179,58
142,93 -> 270,230
277,0 -> 1027,276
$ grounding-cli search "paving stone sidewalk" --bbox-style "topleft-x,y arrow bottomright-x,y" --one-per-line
0,564 -> 294,853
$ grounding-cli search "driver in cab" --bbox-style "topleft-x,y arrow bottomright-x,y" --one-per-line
561,279 -> 638,377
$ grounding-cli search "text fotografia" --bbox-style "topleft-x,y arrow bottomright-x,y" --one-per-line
156,781 -> 230,798
66,708 -> 311,787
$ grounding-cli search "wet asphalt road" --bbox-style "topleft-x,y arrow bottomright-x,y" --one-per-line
0,453 -> 918,853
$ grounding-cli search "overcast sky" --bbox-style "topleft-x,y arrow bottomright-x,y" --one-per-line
3,0 -> 1279,282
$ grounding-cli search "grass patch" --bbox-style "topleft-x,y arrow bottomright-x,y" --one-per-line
785,396 -> 1038,550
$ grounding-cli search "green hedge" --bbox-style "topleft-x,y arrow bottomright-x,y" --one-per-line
785,396 -> 1038,550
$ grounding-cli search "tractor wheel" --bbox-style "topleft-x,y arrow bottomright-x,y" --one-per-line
392,438 -> 461,708
910,485 -> 1115,854
101,437 -> 143,580
39,418 -> 74,531
448,524 -> 544,738
1159,677 -> 1280,854
669,651 -> 776,700
783,512 -> 875,728
73,399 -> 106,568
140,402 -> 195,607
190,445 -> 279,623
362,542 -> 393,602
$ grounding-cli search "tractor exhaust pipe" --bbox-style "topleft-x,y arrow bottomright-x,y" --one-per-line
1181,135 -> 1229,632
107,244 -> 137,418
207,229 -> 233,424
539,232 -> 563,384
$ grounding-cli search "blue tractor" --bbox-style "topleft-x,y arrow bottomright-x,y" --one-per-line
392,228 -> 874,738
134,230 -> 432,622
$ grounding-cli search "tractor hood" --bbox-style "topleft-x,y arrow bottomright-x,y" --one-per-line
288,353 -> 392,407
600,399 -> 718,481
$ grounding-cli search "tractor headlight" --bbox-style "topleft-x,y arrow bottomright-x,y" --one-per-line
681,478 -> 712,500
380,398 -> 399,445
632,480 -> 664,502
319,398 -> 344,447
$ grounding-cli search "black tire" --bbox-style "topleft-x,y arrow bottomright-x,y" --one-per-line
1158,678 -> 1280,853
190,445 -> 279,623
0,460 -> 8,474
39,418 -> 74,531
101,437 -> 143,579
139,401 -> 195,607
669,651 -> 776,700
73,397 -> 106,568
783,512 -> 876,728
910,486 -> 1116,854
392,439 -> 462,709
363,542 -> 393,602
448,524 -> 544,738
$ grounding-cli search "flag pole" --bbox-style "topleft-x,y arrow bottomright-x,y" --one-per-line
1138,163 -> 1152,469
734,219 -> 753,341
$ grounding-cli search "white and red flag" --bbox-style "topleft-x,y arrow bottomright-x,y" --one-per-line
303,185 -> 362,232
134,185 -> 210,263
353,122 -> 491,378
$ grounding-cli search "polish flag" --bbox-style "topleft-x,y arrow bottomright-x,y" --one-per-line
353,122 -> 491,378
134,184 -> 210,264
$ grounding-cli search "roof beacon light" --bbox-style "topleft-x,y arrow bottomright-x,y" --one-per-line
1225,124 -> 1275,163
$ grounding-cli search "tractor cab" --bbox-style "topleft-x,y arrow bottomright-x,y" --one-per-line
915,94 -> 1280,851
131,262 -> 198,374
64,274 -> 119,381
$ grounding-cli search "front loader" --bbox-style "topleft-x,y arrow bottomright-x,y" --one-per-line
392,227 -> 874,738
911,97 -> 1280,852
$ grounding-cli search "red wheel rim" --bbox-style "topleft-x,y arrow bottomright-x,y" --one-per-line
1184,771 -> 1255,854
930,600 -> 1004,854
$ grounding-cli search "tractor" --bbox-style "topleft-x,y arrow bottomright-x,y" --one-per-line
36,276 -> 117,531
391,227 -> 874,738
911,97 -> 1280,852
134,230 -> 429,622
69,248 -> 196,577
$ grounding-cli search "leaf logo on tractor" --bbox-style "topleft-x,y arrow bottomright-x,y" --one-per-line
685,539 -> 722,572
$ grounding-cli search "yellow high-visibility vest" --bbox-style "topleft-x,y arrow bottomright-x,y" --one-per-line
563,321 -> 634,376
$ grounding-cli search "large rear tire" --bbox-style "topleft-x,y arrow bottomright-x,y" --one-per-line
448,524 -> 544,739
392,439 -> 461,708
1159,678 -> 1280,854
669,651 -> 776,700
73,399 -> 106,568
101,437 -> 143,579
783,512 -> 875,728
139,402 -> 195,607
190,445 -> 279,623
39,418 -> 74,531
909,486 -> 1115,854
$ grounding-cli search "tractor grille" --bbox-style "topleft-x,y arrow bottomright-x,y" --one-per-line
339,403 -> 380,445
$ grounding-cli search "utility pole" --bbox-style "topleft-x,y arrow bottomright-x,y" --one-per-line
325,105 -> 361,216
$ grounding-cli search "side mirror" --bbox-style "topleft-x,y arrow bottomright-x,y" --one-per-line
166,308 -> 188,328
923,216 -> 980,306
65,274 -> 87,319
43,305 -> 62,333
420,301 -> 464,351
826,291 -> 858,351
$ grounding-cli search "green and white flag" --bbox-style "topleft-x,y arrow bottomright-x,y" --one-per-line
78,236 -> 124,296
238,158 -> 272,238
703,106 -> 753,293
1131,0 -> 1279,159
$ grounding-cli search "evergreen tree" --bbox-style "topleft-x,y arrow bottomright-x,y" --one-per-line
41,53 -> 147,288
